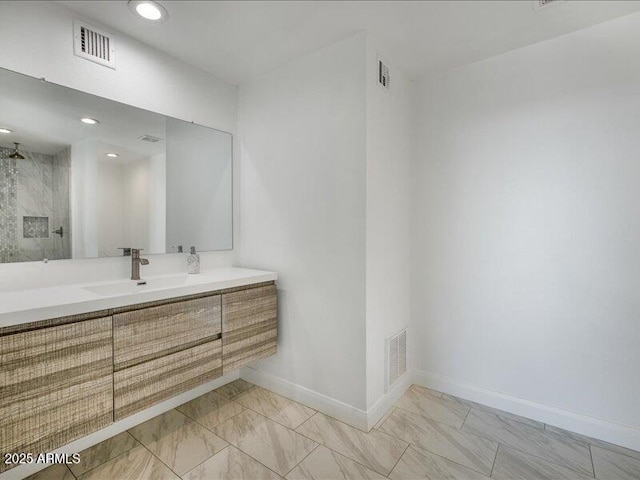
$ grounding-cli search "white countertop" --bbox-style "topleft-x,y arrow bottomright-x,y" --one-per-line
0,267 -> 277,328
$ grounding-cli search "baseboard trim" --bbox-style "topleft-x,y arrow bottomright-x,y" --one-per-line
240,367 -> 369,431
413,369 -> 640,452
366,374 -> 412,431
0,371 -> 240,480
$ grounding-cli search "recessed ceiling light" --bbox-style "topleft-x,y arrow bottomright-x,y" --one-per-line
128,1 -> 168,22
106,153 -> 119,158
81,117 -> 100,125
0,128 -> 13,134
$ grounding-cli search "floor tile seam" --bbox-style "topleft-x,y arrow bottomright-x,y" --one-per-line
386,443 -> 410,477
73,442 -> 139,479
211,408 -> 321,475
220,432 -> 306,479
70,434 -> 140,477
180,445 -> 232,479
64,465 -> 78,480
537,425 -> 592,449
475,407 -> 545,430
162,408 -> 233,451
296,414 -> 496,479
546,427 -> 640,462
374,407 -> 396,431
282,443 -> 320,478
295,410 -> 378,439
319,442 -> 397,477
176,404 -> 248,437
588,444 -> 597,479
389,407 -> 500,451
393,403 -> 467,429
184,444 -> 284,480
136,440 -> 184,479
489,443 -> 501,478
239,399 -> 316,430
459,405 -> 472,431
75,439 -> 180,480
218,407 -> 309,437
291,424 -> 397,477
294,411 -> 319,433
411,384 -> 443,398
236,386 -> 318,416
395,440 -> 496,478
459,401 -> 545,431
490,442 -> 596,478
463,412 -> 593,453
217,384 -> 256,400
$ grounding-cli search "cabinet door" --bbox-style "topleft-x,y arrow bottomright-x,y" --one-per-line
222,284 -> 278,372
0,318 -> 113,472
114,340 -> 222,420
113,295 -> 221,370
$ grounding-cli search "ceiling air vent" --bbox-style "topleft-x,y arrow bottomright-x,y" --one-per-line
386,328 -> 407,392
138,135 -> 163,143
73,22 -> 115,69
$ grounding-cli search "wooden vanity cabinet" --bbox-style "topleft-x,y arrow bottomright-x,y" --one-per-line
112,295 -> 223,420
0,281 -> 277,473
0,317 -> 113,472
222,284 -> 278,372
114,340 -> 222,420
113,295 -> 222,370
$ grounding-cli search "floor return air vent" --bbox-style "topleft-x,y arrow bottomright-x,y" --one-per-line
386,328 -> 407,391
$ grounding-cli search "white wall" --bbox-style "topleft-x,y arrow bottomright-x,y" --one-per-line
71,140 -> 99,259
365,38 -> 412,411
123,157 -> 153,253
148,153 -> 167,254
96,158 -> 125,257
412,12 -> 640,444
0,1 -> 238,289
239,34 -> 368,410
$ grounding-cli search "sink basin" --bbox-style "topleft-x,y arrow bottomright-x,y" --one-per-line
83,275 -> 189,297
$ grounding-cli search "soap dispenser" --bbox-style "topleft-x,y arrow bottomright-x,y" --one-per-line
187,246 -> 200,274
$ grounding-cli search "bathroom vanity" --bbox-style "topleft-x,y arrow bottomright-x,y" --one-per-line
0,268 -> 277,474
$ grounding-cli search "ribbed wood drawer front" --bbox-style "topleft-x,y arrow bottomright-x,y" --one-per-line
113,295 -> 221,370
222,285 -> 278,373
114,339 -> 222,421
0,318 -> 113,472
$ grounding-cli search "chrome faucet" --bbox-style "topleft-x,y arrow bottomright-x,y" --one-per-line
131,249 -> 149,280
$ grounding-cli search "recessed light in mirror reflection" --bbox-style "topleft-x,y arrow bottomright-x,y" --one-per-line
81,117 -> 100,125
106,153 -> 119,158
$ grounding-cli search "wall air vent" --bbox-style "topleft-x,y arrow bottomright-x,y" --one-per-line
73,22 -> 115,69
386,328 -> 407,391
138,135 -> 163,143
378,59 -> 390,90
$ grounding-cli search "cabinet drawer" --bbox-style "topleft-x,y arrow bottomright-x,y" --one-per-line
114,295 -> 221,370
0,318 -> 113,471
222,285 -> 278,372
114,340 -> 222,420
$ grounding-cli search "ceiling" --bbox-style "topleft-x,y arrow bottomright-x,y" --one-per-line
58,0 -> 640,85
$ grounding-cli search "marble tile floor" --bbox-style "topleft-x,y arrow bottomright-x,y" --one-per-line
27,381 -> 640,480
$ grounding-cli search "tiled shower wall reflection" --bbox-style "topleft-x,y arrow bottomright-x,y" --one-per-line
0,146 -> 71,262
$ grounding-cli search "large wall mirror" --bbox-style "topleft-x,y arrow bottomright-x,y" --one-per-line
0,67 -> 232,263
